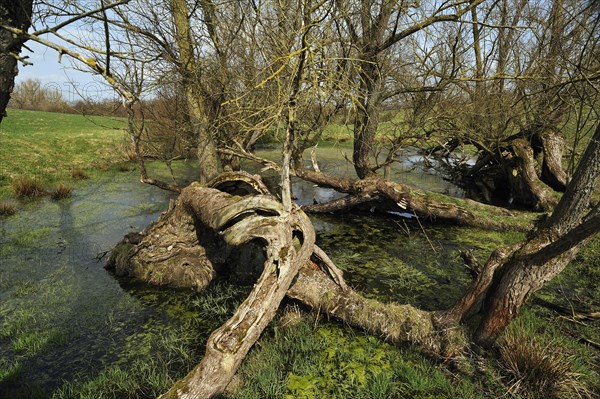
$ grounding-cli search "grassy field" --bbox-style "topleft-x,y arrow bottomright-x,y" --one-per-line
0,108 -> 127,200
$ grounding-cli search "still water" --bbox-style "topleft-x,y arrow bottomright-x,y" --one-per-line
0,148 -> 492,397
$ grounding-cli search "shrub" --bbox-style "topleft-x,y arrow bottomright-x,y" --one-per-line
70,167 -> 88,180
0,202 -> 17,216
498,322 -> 589,399
11,176 -> 46,198
50,183 -> 73,200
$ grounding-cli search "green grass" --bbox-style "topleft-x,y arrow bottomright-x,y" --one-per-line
0,108 -> 126,200
228,309 -> 491,399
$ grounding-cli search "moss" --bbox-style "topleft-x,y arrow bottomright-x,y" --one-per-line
421,190 -> 539,231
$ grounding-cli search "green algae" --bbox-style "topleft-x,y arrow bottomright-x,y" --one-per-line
311,213 -> 526,309
0,161 -> 207,398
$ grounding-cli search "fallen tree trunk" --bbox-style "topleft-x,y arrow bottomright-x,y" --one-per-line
159,184 -> 315,398
107,172 -> 467,397
287,261 -> 465,358
297,169 -> 534,231
218,147 -> 537,231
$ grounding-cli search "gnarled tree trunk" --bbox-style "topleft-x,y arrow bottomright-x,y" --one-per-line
107,124 -> 598,398
108,172 -> 465,397
440,122 -> 600,347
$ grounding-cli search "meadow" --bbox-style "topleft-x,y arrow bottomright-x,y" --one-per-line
0,108 -> 127,201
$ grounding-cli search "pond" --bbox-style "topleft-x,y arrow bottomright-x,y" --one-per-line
0,148 -> 526,397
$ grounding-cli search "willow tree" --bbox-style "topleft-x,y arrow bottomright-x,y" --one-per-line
426,0 -> 599,210
3,1 -> 599,398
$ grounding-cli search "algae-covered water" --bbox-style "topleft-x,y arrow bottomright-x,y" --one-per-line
0,149 -> 596,398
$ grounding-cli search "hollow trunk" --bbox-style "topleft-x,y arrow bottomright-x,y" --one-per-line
0,0 -> 33,123
506,138 -> 559,211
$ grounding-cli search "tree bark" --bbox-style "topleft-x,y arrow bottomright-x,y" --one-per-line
159,184 -> 315,398
0,0 -> 33,123
539,130 -> 568,191
108,172 -> 468,398
353,59 -> 383,179
169,0 -> 221,183
298,168 -> 533,231
473,122 -> 600,346
506,138 -> 559,211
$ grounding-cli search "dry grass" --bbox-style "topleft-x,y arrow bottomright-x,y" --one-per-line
70,167 -> 88,180
499,325 -> 589,399
50,183 -> 73,200
122,144 -> 140,161
11,176 -> 47,198
0,202 -> 17,216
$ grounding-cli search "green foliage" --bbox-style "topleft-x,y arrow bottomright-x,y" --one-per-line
230,314 -> 487,399
0,359 -> 23,384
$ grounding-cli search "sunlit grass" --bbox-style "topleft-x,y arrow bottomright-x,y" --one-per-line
0,108 -> 126,200
498,309 -> 596,399
229,308 -> 488,399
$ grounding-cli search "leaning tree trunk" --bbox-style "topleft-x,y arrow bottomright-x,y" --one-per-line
0,0 -> 33,123
439,123 -> 600,347
474,123 -> 600,346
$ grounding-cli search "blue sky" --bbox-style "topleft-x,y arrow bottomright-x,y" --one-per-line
16,40 -> 116,102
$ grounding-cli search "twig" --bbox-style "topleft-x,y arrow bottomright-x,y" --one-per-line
415,213 -> 437,253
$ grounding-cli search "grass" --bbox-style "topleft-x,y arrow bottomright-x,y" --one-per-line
49,183 -> 73,200
0,359 -> 22,384
11,175 -> 47,198
228,308 -> 489,399
0,201 -> 17,215
497,309 -> 595,399
225,306 -> 598,399
0,108 -> 126,200
69,167 -> 88,180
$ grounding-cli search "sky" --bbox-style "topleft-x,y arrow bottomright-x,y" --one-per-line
15,40 -> 116,102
